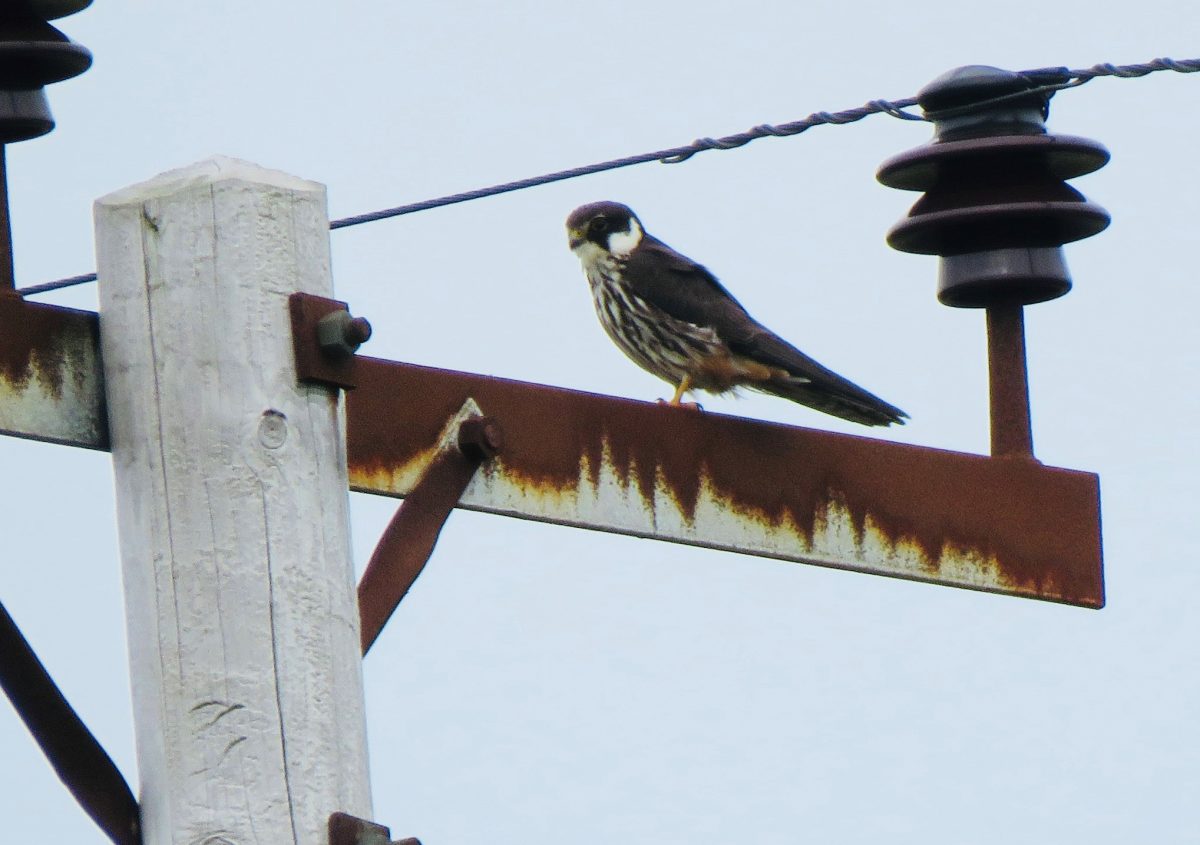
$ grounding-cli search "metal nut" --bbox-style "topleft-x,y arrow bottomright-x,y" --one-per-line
317,309 -> 372,358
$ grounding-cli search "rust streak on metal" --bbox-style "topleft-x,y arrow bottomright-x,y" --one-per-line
0,298 -> 88,395
0,291 -> 1103,608
347,358 -> 1103,608
0,297 -> 107,449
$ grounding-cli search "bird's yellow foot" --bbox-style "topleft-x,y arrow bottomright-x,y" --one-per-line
656,376 -> 702,409
665,375 -> 694,407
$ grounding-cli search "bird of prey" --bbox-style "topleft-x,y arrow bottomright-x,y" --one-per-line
566,201 -> 907,426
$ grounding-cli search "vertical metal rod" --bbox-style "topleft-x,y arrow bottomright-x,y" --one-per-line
986,304 -> 1034,458
0,144 -> 16,295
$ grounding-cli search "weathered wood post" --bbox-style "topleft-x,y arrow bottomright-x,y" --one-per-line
95,157 -> 372,845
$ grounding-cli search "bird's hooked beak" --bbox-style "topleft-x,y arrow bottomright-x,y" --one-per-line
567,226 -> 586,251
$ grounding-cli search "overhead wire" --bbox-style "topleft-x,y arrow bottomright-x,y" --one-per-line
17,55 -> 1199,297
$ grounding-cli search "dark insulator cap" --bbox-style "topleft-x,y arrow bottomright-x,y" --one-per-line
6,0 -> 93,21
0,19 -> 92,88
0,5 -> 91,143
0,88 -> 54,142
921,66 -> 1047,113
877,65 -> 1110,308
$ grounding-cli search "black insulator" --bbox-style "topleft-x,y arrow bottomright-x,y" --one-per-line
877,65 -> 1110,308
0,2 -> 91,143
0,88 -> 53,142
12,1 -> 94,21
0,19 -> 91,88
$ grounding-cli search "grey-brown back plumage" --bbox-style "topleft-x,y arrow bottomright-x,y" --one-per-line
622,235 -> 907,427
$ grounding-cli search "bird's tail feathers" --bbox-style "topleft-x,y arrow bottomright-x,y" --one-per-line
758,376 -> 908,427
741,328 -> 908,426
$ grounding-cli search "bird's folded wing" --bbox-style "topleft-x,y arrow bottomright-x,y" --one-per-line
621,236 -> 759,335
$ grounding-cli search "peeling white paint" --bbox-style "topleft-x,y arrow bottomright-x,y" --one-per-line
350,430 -> 1050,601
0,320 -> 106,449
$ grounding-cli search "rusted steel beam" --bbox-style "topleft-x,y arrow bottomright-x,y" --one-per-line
358,402 -> 503,654
0,298 -> 1104,607
347,357 -> 1104,608
0,600 -> 141,845
0,296 -> 107,449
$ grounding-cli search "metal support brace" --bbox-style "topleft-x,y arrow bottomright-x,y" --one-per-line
357,400 -> 504,654
0,600 -> 141,845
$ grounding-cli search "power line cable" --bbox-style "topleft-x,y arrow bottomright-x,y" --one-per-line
19,56 -> 1198,297
17,272 -> 100,296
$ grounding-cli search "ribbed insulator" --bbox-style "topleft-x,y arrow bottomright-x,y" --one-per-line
878,65 -> 1110,308
0,1 -> 91,143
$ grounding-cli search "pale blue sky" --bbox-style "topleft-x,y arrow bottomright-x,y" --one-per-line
2,2 -> 1197,843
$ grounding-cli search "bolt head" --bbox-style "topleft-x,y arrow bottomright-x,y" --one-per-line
457,416 -> 503,461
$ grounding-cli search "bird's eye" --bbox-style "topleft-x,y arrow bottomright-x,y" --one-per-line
590,218 -> 609,234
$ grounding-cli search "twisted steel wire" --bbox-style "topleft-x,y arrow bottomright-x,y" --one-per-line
20,56 -> 1198,296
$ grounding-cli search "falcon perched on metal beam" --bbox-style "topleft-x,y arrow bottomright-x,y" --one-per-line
566,201 -> 907,427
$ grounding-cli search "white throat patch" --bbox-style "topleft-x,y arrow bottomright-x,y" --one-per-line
606,218 -> 643,257
571,239 -> 608,269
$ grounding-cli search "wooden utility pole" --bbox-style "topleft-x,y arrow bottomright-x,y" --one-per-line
95,158 -> 372,845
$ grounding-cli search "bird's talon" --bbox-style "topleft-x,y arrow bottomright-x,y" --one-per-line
656,398 -> 703,412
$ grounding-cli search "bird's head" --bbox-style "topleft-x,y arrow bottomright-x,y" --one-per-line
566,201 -> 644,260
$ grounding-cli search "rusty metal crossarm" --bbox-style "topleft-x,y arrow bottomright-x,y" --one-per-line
0,296 -> 107,450
347,357 -> 1104,608
0,296 -> 1103,608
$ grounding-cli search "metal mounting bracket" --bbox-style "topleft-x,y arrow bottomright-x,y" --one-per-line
329,811 -> 421,845
289,291 -> 372,390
